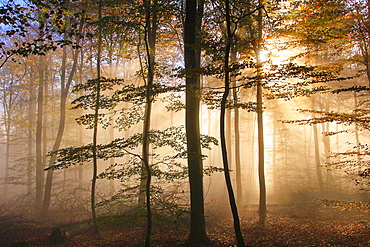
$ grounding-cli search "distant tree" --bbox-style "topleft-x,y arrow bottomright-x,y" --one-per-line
284,86 -> 370,191
276,0 -> 370,192
248,0 -> 267,217
0,64 -> 24,196
42,0 -> 85,217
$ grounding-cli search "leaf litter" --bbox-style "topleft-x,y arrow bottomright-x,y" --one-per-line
1,201 -> 369,246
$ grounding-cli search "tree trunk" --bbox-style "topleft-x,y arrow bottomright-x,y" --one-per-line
4,106 -> 10,197
231,46 -> 242,205
226,108 -> 232,167
90,0 -> 103,235
322,95 -> 333,191
42,13 -> 83,217
3,78 -> 17,198
35,55 -> 44,213
184,0 -> 209,244
255,2 -> 267,217
27,77 -> 35,196
312,96 -> 324,193
78,47 -> 84,189
141,0 -> 157,245
245,0 -> 266,217
272,114 -> 277,195
220,1 -> 245,245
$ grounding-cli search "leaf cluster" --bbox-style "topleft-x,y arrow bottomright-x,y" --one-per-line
47,125 -> 218,171
283,109 -> 370,131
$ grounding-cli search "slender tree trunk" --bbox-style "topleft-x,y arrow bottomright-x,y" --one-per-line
255,3 -> 267,216
107,33 -> 116,196
42,74 -> 48,174
226,108 -> 232,167
322,96 -> 333,191
109,122 -> 115,195
3,81 -> 14,198
220,1 -> 245,245
231,46 -> 242,205
233,96 -> 242,204
90,0 -> 103,235
4,111 -> 10,197
304,125 -> 311,184
249,109 -> 256,201
142,101 -> 152,247
272,115 -> 277,195
35,55 -> 44,213
78,48 -> 84,189
312,96 -> 324,193
42,15 -> 83,217
256,59 -> 266,215
245,0 -> 266,217
353,93 -> 362,176
78,118 -> 83,188
28,77 -> 35,196
184,0 -> 209,244
91,85 -> 100,236
141,1 -> 157,245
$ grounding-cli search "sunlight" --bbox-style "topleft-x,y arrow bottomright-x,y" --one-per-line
261,39 -> 303,65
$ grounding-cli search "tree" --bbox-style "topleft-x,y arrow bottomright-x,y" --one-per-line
284,86 -> 370,192
35,42 -> 45,213
311,96 -> 325,193
89,0 -> 104,234
141,0 -> 157,245
276,0 -> 370,192
219,0 -> 245,245
183,0 -> 210,244
42,1 -> 85,217
254,0 -> 267,217
0,64 -> 23,196
231,44 -> 243,204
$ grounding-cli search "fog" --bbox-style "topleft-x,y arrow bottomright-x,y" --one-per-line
1,67 -> 368,211
0,0 -> 369,246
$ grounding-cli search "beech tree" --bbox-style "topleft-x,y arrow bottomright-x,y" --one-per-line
218,0 -> 245,245
277,0 -> 370,193
0,64 -> 23,196
140,0 -> 157,244
183,0 -> 210,244
42,0 -> 85,217
284,86 -> 370,192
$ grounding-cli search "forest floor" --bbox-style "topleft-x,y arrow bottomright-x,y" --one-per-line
1,200 -> 369,246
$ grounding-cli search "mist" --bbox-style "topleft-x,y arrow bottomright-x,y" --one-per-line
0,0 -> 369,246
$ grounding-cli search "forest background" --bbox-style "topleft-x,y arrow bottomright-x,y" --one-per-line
0,0 -> 369,246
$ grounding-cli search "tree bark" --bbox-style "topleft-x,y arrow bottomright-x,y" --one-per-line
312,96 -> 324,193
220,1 -> 245,245
42,11 -> 83,217
141,0 -> 157,245
27,76 -> 35,196
255,1 -> 267,217
184,0 -> 209,244
2,76 -> 18,198
90,0 -> 103,235
35,55 -> 44,213
231,45 -> 242,205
